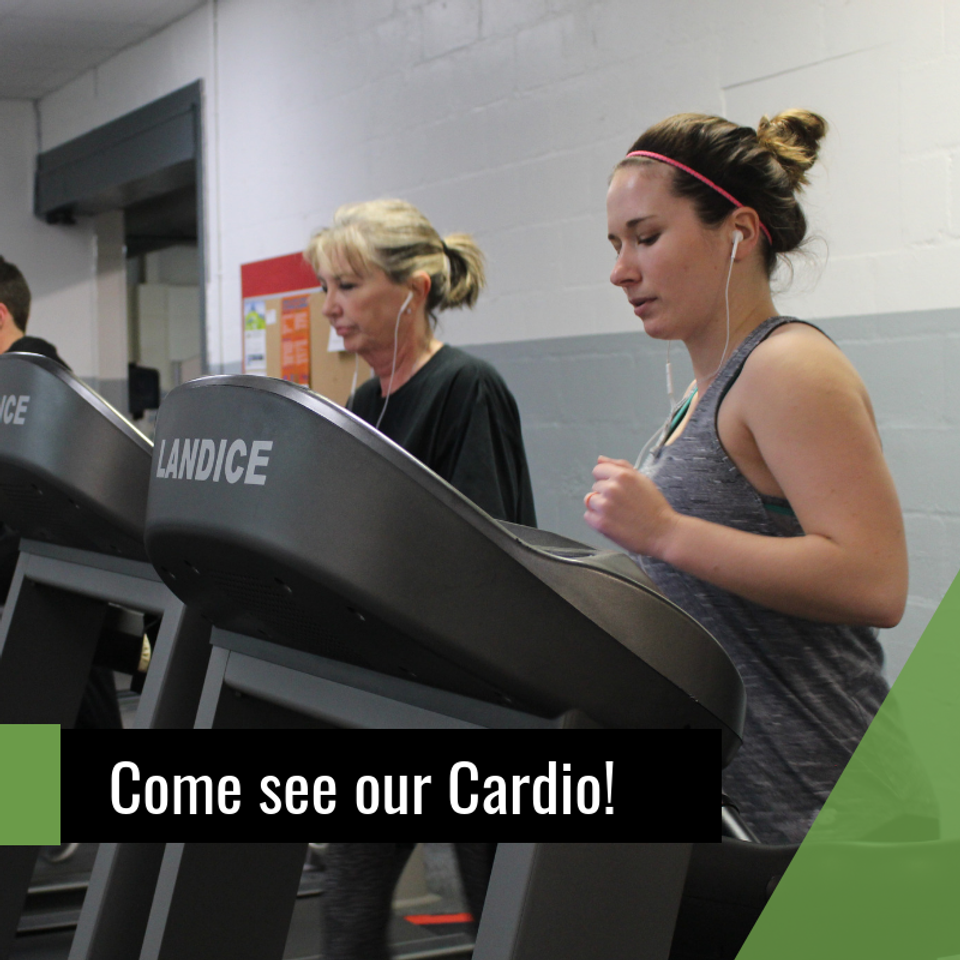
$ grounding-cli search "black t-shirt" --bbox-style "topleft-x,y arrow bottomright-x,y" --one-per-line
349,345 -> 536,526
6,335 -> 69,369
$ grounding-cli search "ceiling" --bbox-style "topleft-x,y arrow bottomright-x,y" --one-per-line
0,0 -> 207,100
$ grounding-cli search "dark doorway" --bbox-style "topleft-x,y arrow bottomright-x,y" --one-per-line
124,183 -> 198,258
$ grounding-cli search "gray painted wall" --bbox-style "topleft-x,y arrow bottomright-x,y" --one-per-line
86,377 -> 129,418
468,307 -> 960,682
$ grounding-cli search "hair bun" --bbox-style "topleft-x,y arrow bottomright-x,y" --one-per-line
757,109 -> 828,189
439,233 -> 486,310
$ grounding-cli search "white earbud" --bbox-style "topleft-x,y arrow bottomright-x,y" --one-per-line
731,230 -> 743,259
400,290 -> 413,314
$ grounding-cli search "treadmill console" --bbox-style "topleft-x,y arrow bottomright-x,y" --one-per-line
146,376 -> 745,760
0,353 -> 152,560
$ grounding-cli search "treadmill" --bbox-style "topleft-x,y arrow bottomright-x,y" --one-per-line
60,374 -> 750,960
144,375 -> 746,741
0,354 -> 214,959
124,375 -> 960,960
0,353 -> 212,727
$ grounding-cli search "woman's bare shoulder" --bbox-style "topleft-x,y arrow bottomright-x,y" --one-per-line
722,320 -> 878,450
741,321 -> 867,398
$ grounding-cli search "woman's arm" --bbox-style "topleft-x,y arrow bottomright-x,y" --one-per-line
584,328 -> 907,626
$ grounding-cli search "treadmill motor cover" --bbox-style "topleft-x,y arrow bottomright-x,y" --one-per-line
0,353 -> 152,560
146,376 -> 745,757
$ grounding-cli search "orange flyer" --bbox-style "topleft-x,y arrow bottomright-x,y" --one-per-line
280,295 -> 311,385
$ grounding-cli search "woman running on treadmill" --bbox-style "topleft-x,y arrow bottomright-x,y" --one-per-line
585,110 -> 935,843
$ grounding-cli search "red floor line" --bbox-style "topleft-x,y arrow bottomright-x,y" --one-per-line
404,912 -> 474,925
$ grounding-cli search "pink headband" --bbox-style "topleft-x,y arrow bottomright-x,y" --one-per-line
624,150 -> 773,245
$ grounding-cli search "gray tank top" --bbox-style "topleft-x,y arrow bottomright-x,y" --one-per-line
640,316 -> 934,842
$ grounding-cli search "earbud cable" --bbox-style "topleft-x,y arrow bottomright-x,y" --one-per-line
702,239 -> 737,387
375,291 -> 413,431
635,237 -> 738,468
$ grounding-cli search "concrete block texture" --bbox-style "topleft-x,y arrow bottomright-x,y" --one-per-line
901,154 -> 951,246
469,306 -> 960,681
422,0 -> 481,60
950,0 -> 960,56
15,0 -> 957,356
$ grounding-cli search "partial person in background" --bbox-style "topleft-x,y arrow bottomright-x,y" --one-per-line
0,256 -> 68,365
585,111 -> 936,844
305,200 -> 528,958
0,255 -> 122,729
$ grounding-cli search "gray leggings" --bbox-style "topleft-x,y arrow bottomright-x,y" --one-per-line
321,843 -> 497,960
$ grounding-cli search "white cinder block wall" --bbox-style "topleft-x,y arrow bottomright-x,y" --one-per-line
5,0 -> 959,677
0,102 -> 97,377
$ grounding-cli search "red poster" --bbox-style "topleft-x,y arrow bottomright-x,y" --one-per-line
280,295 -> 310,384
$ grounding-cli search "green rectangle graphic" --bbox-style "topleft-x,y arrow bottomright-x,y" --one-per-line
0,725 -> 59,844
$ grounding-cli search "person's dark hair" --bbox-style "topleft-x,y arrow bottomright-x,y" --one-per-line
0,256 -> 31,331
616,110 -> 828,276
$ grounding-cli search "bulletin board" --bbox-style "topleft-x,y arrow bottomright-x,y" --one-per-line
240,252 -> 370,406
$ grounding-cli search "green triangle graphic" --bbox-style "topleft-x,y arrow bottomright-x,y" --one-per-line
735,571 -> 960,959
